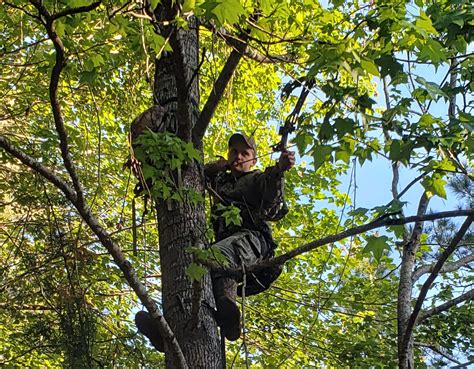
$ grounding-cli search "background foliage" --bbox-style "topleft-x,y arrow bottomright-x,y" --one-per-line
1,0 -> 472,367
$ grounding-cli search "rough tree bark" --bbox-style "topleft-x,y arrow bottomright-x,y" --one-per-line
397,193 -> 429,369
151,4 -> 221,368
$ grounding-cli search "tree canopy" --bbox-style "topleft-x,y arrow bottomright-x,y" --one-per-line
0,0 -> 472,368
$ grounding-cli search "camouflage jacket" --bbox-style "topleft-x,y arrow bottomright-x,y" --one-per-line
204,163 -> 288,255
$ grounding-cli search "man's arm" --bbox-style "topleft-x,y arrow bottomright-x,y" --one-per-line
254,151 -> 295,208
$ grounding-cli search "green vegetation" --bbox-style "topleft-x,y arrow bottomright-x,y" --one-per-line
0,0 -> 472,368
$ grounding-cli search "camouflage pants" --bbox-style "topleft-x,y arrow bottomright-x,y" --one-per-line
212,229 -> 267,281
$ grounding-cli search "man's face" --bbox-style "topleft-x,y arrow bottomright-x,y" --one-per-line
227,141 -> 256,174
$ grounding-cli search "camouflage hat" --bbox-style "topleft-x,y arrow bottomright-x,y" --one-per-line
228,133 -> 257,155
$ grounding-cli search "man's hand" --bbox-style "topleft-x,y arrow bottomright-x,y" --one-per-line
216,156 -> 230,171
278,151 -> 295,172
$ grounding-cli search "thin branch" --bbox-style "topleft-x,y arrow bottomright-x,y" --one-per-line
214,28 -> 295,63
401,216 -> 474,356
52,1 -> 102,20
4,1 -> 41,20
396,172 -> 429,204
0,37 -> 48,56
207,210 -> 474,278
107,0 -> 133,19
417,289 -> 474,324
413,253 -> 474,281
192,31 -> 249,146
415,342 -> 462,365
451,360 -> 474,368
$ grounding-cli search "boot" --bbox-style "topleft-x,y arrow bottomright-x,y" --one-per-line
212,277 -> 241,341
134,310 -> 164,352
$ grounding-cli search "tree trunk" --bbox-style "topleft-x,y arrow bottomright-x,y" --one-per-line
152,7 -> 222,369
397,194 -> 429,369
397,243 -> 416,369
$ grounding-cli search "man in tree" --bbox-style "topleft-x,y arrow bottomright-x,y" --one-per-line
135,133 -> 295,349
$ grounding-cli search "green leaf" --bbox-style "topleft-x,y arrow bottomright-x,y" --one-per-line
421,174 -> 447,199
209,246 -> 229,265
334,117 -> 355,138
318,119 -> 334,141
219,204 -> 242,227
55,21 -> 66,37
150,32 -> 172,55
79,70 -> 98,84
388,225 -> 405,239
415,77 -> 448,100
183,142 -> 201,162
186,262 -> 208,281
293,133 -> 313,155
311,145 -> 332,171
211,0 -> 246,25
360,58 -> 380,77
363,235 -> 391,261
464,136 -> 474,153
375,54 -> 404,80
418,39 -> 447,64
388,139 -> 414,165
69,0 -> 94,5
335,147 -> 351,163
415,11 -> 438,36
150,0 -> 160,10
417,114 -> 435,129
347,207 -> 369,217
182,0 -> 196,12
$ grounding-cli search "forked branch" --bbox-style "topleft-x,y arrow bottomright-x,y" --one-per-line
401,215 -> 474,357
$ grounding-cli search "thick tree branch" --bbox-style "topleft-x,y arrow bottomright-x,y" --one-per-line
30,0 -> 86,207
0,137 -> 188,369
0,135 -> 77,203
401,215 -> 474,356
417,289 -> 474,324
169,28 -> 194,142
192,31 -> 250,146
208,210 -> 474,278
408,185 -> 430,246
413,252 -> 474,281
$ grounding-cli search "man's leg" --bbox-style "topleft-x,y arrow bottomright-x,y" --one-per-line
211,230 -> 265,341
134,230 -> 265,348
